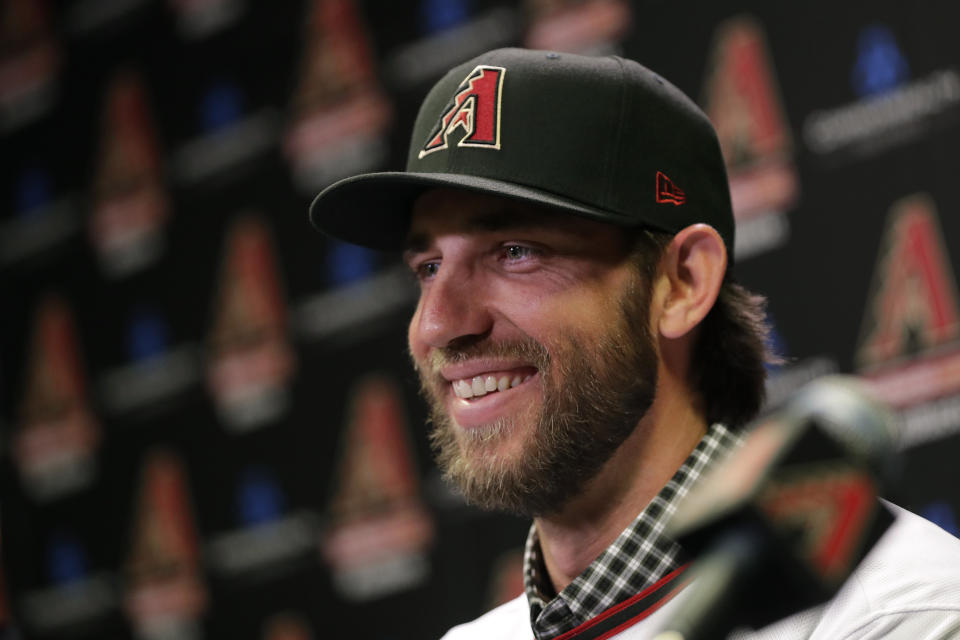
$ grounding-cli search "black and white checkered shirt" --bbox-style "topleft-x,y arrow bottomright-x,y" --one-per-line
523,423 -> 743,640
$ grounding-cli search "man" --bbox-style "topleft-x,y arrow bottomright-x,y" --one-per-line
309,49 -> 960,639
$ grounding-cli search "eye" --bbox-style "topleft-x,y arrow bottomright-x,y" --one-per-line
503,244 -> 537,261
413,260 -> 440,281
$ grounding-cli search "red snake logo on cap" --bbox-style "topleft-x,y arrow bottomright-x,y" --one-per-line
418,65 -> 506,159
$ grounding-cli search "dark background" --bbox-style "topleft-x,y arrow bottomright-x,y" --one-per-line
2,1 -> 960,638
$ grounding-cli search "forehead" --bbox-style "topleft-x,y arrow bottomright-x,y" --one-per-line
405,188 -> 624,251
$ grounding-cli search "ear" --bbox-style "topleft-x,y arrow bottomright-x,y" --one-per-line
656,224 -> 727,339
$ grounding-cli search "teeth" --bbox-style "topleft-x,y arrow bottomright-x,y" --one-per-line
455,379 -> 472,399
472,376 -> 485,396
452,372 -> 531,399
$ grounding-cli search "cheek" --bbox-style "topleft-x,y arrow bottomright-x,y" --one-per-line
507,285 -> 618,336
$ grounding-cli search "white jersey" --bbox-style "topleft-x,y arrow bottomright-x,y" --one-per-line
441,503 -> 960,640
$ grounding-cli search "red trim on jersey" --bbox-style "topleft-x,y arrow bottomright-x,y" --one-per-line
553,564 -> 691,640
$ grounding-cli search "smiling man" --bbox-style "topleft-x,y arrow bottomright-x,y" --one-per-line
308,49 -> 960,640
408,190 -> 669,517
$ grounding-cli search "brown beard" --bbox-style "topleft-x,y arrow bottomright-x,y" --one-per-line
413,272 -> 658,517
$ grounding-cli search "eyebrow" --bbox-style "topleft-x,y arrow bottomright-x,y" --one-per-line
403,209 -> 552,255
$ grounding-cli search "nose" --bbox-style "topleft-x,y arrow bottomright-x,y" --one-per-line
411,265 -> 494,350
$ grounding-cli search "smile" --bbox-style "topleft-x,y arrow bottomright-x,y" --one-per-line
452,372 -> 534,399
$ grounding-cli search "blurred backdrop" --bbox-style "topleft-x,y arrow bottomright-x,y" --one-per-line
2,0 -> 960,638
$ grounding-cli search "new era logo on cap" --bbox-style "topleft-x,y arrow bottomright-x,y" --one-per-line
418,65 -> 506,159
656,171 -> 686,205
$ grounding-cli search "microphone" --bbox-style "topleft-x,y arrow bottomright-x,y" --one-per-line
653,376 -> 900,640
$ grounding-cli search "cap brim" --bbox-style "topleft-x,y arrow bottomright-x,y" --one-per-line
309,172 -> 643,251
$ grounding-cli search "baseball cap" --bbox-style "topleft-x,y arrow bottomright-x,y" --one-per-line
309,48 -> 735,258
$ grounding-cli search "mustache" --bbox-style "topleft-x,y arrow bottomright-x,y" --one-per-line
412,335 -> 551,378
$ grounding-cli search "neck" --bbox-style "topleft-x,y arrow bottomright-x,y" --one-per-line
533,362 -> 707,594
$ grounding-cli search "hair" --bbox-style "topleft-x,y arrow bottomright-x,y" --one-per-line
628,229 -> 777,428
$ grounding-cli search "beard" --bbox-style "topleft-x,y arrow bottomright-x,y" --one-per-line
414,272 -> 659,517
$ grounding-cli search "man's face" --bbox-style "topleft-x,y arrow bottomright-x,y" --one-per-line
405,189 -> 660,516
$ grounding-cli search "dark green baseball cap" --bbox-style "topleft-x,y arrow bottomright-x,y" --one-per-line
309,47 -> 735,258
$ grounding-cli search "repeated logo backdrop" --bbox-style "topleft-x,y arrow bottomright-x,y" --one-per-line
1,1 -> 959,639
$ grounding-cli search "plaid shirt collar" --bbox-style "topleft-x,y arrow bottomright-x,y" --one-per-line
522,423 -> 744,640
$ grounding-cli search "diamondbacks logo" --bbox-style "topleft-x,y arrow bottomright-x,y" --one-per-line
124,450 -> 207,637
704,17 -> 791,170
418,64 -> 505,158
284,0 -> 392,191
13,295 -> 100,501
857,194 -> 960,370
856,195 -> 960,443
701,15 -> 798,259
759,465 -> 876,584
90,70 -> 168,278
206,214 -> 296,431
322,375 -> 434,600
